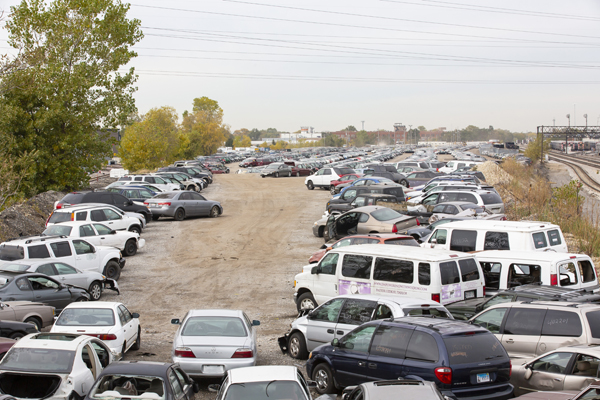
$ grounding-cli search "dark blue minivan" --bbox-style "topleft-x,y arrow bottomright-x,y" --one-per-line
306,317 -> 513,400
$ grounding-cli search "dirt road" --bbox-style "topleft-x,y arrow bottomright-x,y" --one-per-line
114,164 -> 337,396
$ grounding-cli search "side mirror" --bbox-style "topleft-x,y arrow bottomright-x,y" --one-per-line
207,384 -> 220,393
331,338 -> 340,347
524,367 -> 533,380
110,230 -> 116,234
192,382 -> 200,393
128,200 -> 133,206
131,313 -> 140,318
252,320 -> 260,326
171,318 -> 181,325
431,238 -> 437,244
311,266 -> 320,275
319,244 -> 327,250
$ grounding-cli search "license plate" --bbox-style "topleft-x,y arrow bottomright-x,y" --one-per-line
203,365 -> 224,374
465,290 -> 476,299
476,373 -> 490,383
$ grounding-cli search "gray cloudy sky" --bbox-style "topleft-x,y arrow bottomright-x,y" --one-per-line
2,0 -> 600,133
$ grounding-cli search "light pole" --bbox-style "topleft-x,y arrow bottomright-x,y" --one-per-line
408,125 -> 412,145
361,121 -> 365,131
566,114 -> 570,153
584,114 -> 588,128
567,114 -> 570,127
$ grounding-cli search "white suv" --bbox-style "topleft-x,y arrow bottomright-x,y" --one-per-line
47,205 -> 143,234
0,236 -> 125,280
118,174 -> 181,192
304,167 -> 356,190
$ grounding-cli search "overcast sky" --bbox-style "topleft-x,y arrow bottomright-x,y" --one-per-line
2,0 -> 600,133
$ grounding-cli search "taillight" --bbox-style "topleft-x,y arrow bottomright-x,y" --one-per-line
483,286 -> 486,296
231,348 -> 254,358
435,367 -> 452,384
85,334 -> 117,341
56,203 -> 63,209
509,360 -> 512,377
501,216 -> 507,221
392,225 -> 398,233
174,347 -> 196,358
143,201 -> 149,205
432,293 -> 440,303
158,202 -> 171,206
416,219 -> 420,226
70,213 -> 75,221
551,274 -> 558,286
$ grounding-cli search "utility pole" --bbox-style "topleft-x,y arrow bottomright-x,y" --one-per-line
408,125 -> 412,145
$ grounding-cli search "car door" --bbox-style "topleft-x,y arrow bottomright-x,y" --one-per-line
305,298 -> 345,350
311,253 -> 340,304
52,262 -> 89,288
355,213 -> 372,234
92,223 -> 121,248
72,240 -> 99,272
48,241 -> 77,266
118,304 -> 137,347
191,193 -> 211,215
102,208 -> 127,231
338,254 -> 373,296
27,275 -> 72,309
173,367 -> 195,400
501,307 -> 547,359
563,353 -> 600,390
366,325 -> 415,381
168,368 -> 188,400
77,223 -> 101,247
518,352 -> 574,394
319,168 -> 332,185
335,298 -> 377,339
178,192 -> 196,216
330,324 -> 378,387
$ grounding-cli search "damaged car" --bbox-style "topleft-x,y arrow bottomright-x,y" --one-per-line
0,332 -> 113,400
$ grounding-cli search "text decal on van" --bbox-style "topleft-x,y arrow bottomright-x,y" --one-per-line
442,283 -> 462,301
339,280 -> 371,295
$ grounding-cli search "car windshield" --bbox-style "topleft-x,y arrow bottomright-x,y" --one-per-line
444,333 -> 508,365
370,208 -> 403,221
0,263 -> 30,272
0,245 -> 25,261
0,348 -> 75,373
182,316 -> 247,337
89,375 -> 166,400
224,381 -> 306,400
154,193 -> 176,199
43,225 -> 73,236
47,212 -> 72,224
55,308 -> 116,326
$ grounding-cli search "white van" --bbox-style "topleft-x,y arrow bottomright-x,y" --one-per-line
422,220 -> 568,253
439,160 -> 483,174
293,244 -> 485,310
476,250 -> 599,296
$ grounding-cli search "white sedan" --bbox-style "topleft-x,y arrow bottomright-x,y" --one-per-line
43,221 -> 145,256
0,260 -> 119,301
51,302 -> 141,360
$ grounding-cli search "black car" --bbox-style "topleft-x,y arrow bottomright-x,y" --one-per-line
327,184 -> 406,211
85,361 -> 199,400
107,186 -> 158,203
0,320 -> 38,340
363,165 -> 408,187
306,317 -> 513,399
447,285 -> 600,321
56,191 -> 152,223
0,271 -> 90,311
158,166 -> 213,185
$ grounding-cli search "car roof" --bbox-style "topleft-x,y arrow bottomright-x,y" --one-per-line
62,301 -> 123,310
344,233 -> 413,240
331,244 -> 475,262
100,361 -> 174,376
334,294 -> 447,308
228,366 -> 298,383
186,309 -> 244,318
551,344 -> 600,356
505,285 -> 600,301
438,220 -> 559,231
15,333 -> 93,350
388,316 -> 488,335
1,235 -> 69,245
435,201 -> 482,207
486,301 -> 600,311
477,250 -> 587,262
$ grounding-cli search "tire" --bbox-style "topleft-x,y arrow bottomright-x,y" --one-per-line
104,261 -> 121,281
400,179 -> 409,188
318,226 -> 324,238
295,172 -> 300,177
9,331 -> 24,340
129,225 -> 141,235
143,213 -> 151,224
132,327 -> 141,351
313,363 -> 336,394
24,317 -> 42,331
88,281 -> 103,301
152,215 -> 160,221
123,239 -> 138,256
297,292 -> 317,311
329,185 -> 336,195
174,208 -> 186,221
121,343 -> 127,359
75,297 -> 88,302
210,206 -> 220,218
275,172 -> 279,178
307,180 -> 314,190
289,332 -> 309,359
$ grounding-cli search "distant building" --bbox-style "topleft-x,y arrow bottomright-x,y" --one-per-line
419,127 -> 446,141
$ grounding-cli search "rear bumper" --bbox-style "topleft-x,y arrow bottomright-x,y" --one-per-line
444,383 -> 514,400
174,357 -> 256,377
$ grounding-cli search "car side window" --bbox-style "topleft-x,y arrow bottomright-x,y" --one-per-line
173,368 -> 189,388
91,210 -> 107,222
429,229 -> 447,245
405,331 -> 439,362
103,209 -> 121,221
484,232 -> 510,250
139,189 -> 154,199
508,264 -> 541,287
374,304 -> 393,320
542,310 -> 583,337
432,205 -> 445,213
28,244 -> 51,259
179,192 -> 191,200
50,242 -> 73,258
482,294 -> 514,310
310,299 -> 344,323
168,370 -> 185,399
116,307 -> 127,325
341,255 -> 372,279
419,263 -> 431,285
531,352 -> 574,374
339,325 -> 377,353
338,299 -> 377,325
472,308 -> 508,334
54,263 -> 78,275
28,276 -> 59,290
571,354 -> 600,377
449,230 -> 477,252
75,211 -> 87,221
358,213 -> 369,223
73,240 -> 94,255
79,225 -> 96,237
93,224 -> 112,235
504,308 -> 546,336
190,193 -> 203,200
37,263 -> 56,276
318,253 -> 339,275
373,258 -> 413,284
370,325 -> 413,358
322,169 -> 331,175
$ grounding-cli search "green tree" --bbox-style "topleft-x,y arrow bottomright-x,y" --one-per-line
225,136 -> 234,148
0,0 -> 143,193
418,126 -> 426,131
524,134 -> 550,162
343,125 -> 357,132
233,135 -> 251,148
248,128 -> 261,141
119,107 -> 182,171
181,97 -> 226,157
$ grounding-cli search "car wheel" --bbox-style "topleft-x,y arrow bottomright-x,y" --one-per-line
297,292 -> 317,311
400,179 -> 409,188
88,281 -> 103,301
132,327 -> 141,350
75,297 -> 89,302
307,180 -> 314,190
23,317 -> 42,331
275,172 -> 279,178
329,185 -> 336,195
174,208 -> 186,221
122,343 -> 127,359
143,213 -> 151,224
129,225 -> 141,234
289,332 -> 309,359
296,172 -> 300,177
210,206 -> 220,218
318,226 -> 324,237
313,363 -> 336,394
152,215 -> 160,221
104,261 -> 121,281
9,332 -> 24,340
123,239 -> 138,256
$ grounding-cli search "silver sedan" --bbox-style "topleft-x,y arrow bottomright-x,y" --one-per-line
143,191 -> 223,221
171,309 -> 260,378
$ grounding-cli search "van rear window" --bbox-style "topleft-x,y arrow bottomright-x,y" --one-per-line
444,333 -> 507,365
480,193 -> 503,205
440,261 -> 460,285
532,232 -> 548,249
547,230 -> 562,246
48,212 -> 72,224
458,258 -> 480,282
579,260 -> 596,283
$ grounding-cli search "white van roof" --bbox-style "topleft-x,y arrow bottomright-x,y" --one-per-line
331,244 -> 474,262
437,220 -> 560,232
475,250 -> 590,262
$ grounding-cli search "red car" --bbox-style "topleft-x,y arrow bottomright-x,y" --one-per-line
291,164 -> 313,177
328,173 -> 363,194
308,233 -> 420,264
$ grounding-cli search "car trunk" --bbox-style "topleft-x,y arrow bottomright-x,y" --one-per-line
394,216 -> 418,233
181,336 -> 249,359
0,372 -> 62,398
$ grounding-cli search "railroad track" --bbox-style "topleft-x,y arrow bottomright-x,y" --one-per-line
549,151 -> 600,169
548,153 -> 600,193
